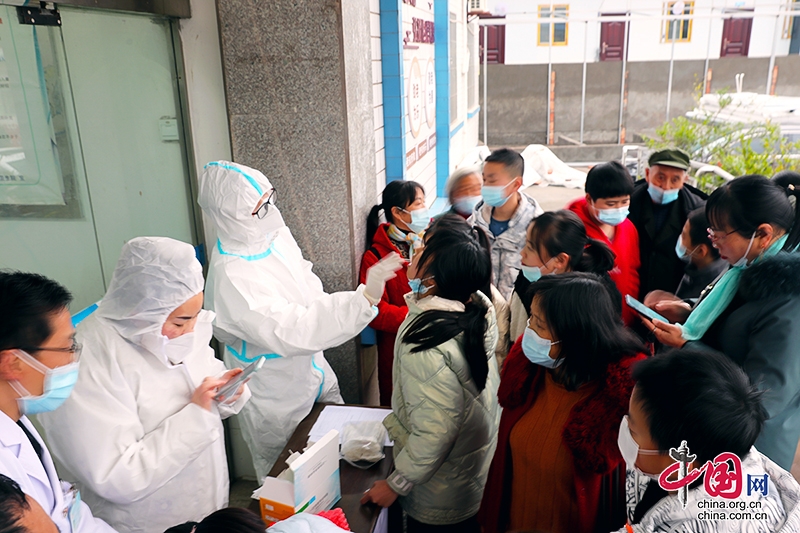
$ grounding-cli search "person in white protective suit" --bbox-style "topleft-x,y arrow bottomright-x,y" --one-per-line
198,161 -> 403,480
38,237 -> 252,533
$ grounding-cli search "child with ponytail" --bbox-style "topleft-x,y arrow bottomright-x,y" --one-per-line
361,217 -> 501,533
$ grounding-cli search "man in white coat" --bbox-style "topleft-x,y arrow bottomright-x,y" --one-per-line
38,237 -> 251,533
0,272 -> 116,533
198,161 -> 402,480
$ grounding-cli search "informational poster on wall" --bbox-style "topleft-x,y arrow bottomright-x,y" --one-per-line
402,0 -> 436,199
0,10 -> 65,206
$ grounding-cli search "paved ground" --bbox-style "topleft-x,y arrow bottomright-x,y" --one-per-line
523,184 -> 585,211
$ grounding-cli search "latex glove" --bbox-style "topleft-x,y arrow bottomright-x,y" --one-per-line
364,253 -> 404,305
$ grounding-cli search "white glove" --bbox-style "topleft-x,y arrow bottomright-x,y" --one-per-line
364,252 -> 404,305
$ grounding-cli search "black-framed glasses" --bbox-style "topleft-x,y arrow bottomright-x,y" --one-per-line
252,189 -> 277,219
19,341 -> 82,363
707,227 -> 738,241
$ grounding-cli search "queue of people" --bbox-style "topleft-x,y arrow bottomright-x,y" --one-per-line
3,150 -> 800,533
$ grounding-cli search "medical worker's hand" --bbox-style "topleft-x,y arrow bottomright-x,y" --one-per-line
192,376 -> 228,411
364,253 -> 404,305
216,368 -> 246,404
361,480 -> 398,507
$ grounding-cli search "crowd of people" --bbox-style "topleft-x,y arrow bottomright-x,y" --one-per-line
2,152 -> 800,533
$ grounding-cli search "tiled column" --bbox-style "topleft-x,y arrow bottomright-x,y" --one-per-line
216,0 -> 377,403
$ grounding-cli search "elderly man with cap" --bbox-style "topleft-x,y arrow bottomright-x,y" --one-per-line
628,149 -> 707,300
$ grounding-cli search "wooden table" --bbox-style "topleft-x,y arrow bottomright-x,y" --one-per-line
247,403 -> 401,533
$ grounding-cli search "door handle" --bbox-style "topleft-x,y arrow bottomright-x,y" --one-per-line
602,42 -> 608,53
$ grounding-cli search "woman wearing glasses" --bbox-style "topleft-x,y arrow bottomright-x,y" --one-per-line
646,175 -> 800,471
38,237 -> 252,533
198,161 -> 403,482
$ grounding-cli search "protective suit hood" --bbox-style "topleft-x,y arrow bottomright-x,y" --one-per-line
198,161 -> 283,257
96,236 -> 204,343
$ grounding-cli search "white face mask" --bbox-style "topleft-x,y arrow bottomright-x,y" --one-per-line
730,232 -> 756,269
139,330 -> 198,365
617,416 -> 664,478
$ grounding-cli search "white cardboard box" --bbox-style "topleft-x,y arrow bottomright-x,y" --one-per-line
254,429 -> 341,526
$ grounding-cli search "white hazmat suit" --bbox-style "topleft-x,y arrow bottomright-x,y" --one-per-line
39,237 -> 251,533
198,161 -> 389,480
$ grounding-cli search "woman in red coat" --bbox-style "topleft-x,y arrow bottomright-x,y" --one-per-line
360,180 -> 427,406
478,273 -> 646,533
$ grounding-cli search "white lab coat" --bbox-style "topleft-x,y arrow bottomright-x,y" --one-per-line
0,412 -> 116,533
38,237 -> 251,533
198,161 -> 377,480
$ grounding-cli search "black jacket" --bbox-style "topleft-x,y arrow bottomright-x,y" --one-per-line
628,180 -> 707,299
692,253 -> 800,470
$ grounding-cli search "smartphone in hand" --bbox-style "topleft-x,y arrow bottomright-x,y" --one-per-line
625,294 -> 671,324
214,357 -> 265,401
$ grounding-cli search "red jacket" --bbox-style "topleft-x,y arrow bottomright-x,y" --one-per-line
358,224 -> 410,406
478,337 -> 645,533
568,197 -> 641,325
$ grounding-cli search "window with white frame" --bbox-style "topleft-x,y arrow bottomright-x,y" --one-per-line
662,1 -> 694,43
538,5 -> 568,46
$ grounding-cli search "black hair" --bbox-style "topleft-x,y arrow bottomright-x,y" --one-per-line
402,217 -> 493,391
526,273 -> 644,390
706,174 -> 800,251
686,207 -> 720,259
424,214 -> 493,298
0,474 -> 30,533
632,348 -> 767,464
484,148 -> 524,179
0,272 -> 72,353
528,210 -> 616,274
772,170 -> 800,189
585,160 -> 634,201
165,509 -> 266,533
366,180 -> 425,248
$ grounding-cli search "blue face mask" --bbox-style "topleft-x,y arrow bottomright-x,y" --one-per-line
521,325 -> 562,368
481,182 -> 514,207
520,258 -> 554,283
453,195 -> 482,216
11,350 -> 80,415
595,205 -> 630,226
648,183 -> 680,205
675,237 -> 697,262
408,276 -> 434,296
402,208 -> 430,235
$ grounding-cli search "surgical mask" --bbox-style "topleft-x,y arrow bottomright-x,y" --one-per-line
675,238 -> 697,262
595,205 -> 630,226
140,330 -> 199,365
648,183 -> 680,205
10,350 -> 80,415
453,195 -> 482,216
731,232 -> 756,269
401,208 -> 430,235
482,182 -> 514,207
408,276 -> 434,296
255,207 -> 285,236
617,416 -> 663,475
521,326 -> 562,368
520,258 -> 554,283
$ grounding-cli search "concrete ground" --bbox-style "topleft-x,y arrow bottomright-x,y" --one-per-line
523,184 -> 585,211
229,479 -> 259,508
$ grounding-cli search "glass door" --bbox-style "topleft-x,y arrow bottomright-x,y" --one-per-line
0,5 -> 199,310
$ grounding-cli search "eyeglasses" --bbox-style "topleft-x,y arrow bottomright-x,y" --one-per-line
707,227 -> 738,242
19,341 -> 82,363
252,189 -> 277,219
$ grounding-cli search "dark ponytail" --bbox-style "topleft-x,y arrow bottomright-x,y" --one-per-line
528,210 -> 615,274
401,217 -> 493,391
577,238 -> 616,274
366,180 -> 425,249
707,174 -> 800,252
